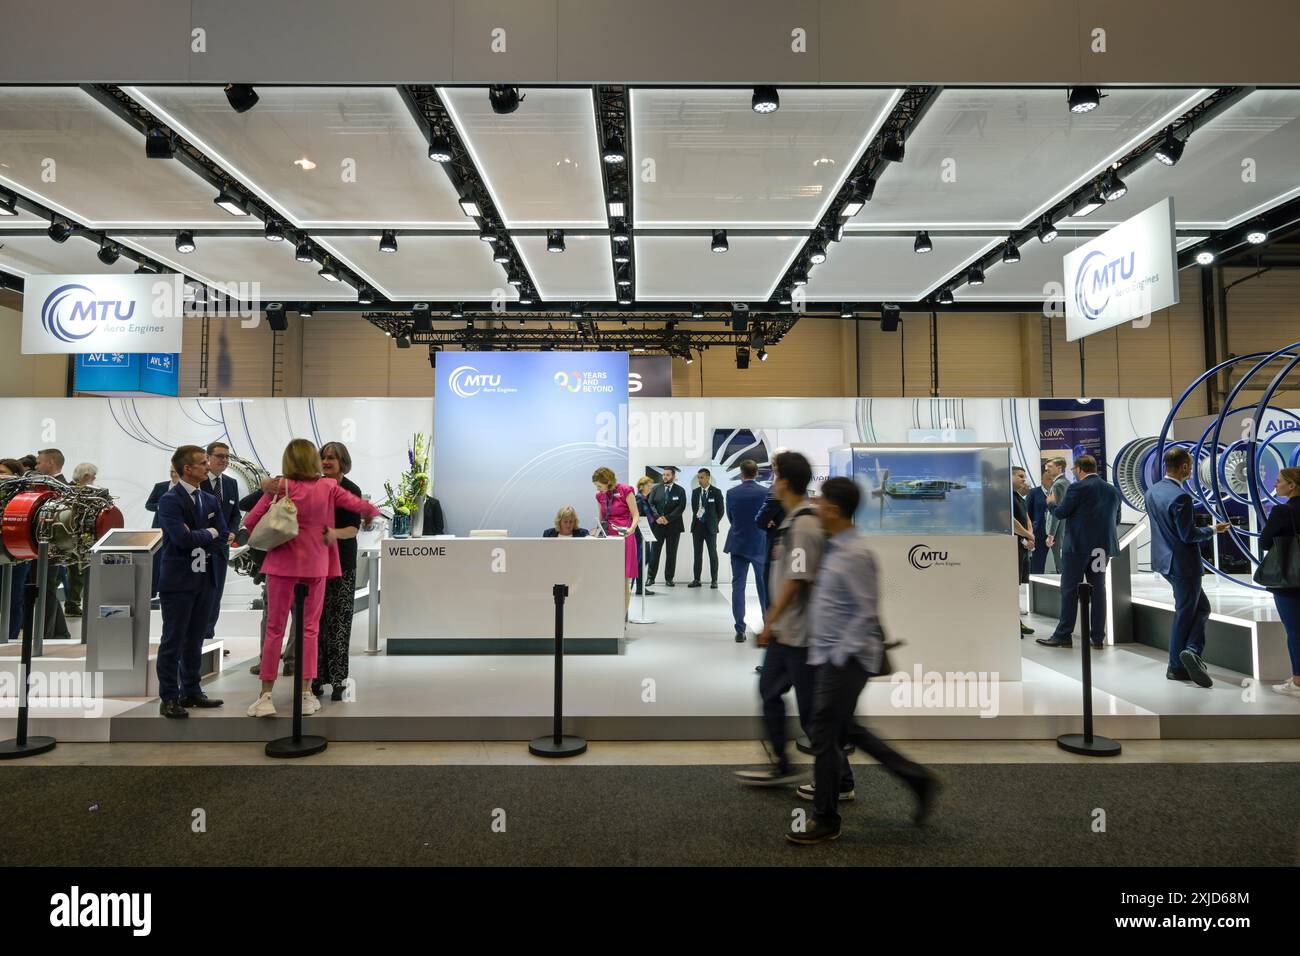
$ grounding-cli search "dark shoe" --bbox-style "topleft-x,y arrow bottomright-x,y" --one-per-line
311,680 -> 324,697
223,648 -> 231,657
1166,667 -> 1191,681
911,770 -> 942,826
643,589 -> 656,596
1091,638 -> 1104,649
688,581 -> 701,588
249,597 -> 265,610
735,628 -> 746,643
786,818 -> 841,845
179,693 -> 223,708
1035,637 -> 1072,648
734,766 -> 805,787
1179,649 -> 1213,688
282,658 -> 294,676
331,684 -> 345,702
249,661 -> 262,675
1019,622 -> 1034,635
710,582 -> 718,589
160,699 -> 189,719
755,665 -> 763,674
645,579 -> 656,588
64,603 -> 82,618
665,581 -> 675,587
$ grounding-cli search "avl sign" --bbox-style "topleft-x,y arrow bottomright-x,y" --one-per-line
22,274 -> 184,354
1063,197 -> 1179,342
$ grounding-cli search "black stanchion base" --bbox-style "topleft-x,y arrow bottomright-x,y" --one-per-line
1056,733 -> 1122,757
528,735 -> 587,758
265,735 -> 328,759
0,736 -> 57,760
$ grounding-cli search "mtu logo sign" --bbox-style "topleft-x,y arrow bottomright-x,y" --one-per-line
448,364 -> 515,398
1074,249 -> 1135,321
908,544 -> 958,570
41,282 -> 137,343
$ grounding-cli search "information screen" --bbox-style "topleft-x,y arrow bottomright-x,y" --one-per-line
96,530 -> 164,551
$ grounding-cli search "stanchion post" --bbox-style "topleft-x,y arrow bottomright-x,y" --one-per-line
31,541 -> 49,658
1056,579 -> 1122,757
1,563 -> 11,647
0,560 -> 57,759
266,582 -> 327,758
365,550 -> 380,655
529,584 -> 587,757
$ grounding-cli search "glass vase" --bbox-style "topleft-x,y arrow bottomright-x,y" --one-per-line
391,512 -> 412,539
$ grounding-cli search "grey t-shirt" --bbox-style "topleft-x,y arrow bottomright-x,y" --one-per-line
768,501 -> 826,647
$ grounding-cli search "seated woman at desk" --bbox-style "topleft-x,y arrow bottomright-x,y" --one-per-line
542,505 -> 590,538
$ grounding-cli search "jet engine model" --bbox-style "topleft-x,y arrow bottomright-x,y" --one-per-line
0,475 -> 124,566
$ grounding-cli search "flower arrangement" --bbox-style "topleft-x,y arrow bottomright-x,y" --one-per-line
383,432 -> 430,516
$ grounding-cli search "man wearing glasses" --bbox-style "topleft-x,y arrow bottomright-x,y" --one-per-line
203,442 -> 241,641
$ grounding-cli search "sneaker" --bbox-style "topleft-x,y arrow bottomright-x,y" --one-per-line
734,766 -> 805,787
1179,649 -> 1213,688
1271,679 -> 1300,697
64,603 -> 83,618
688,581 -> 701,588
785,818 -> 841,845
796,783 -> 855,802
1019,622 -> 1033,635
247,692 -> 276,718
301,692 -> 321,716
1166,667 -> 1191,681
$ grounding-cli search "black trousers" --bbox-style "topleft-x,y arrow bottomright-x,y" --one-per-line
759,642 -> 813,771
692,528 -> 719,583
648,530 -> 680,583
317,569 -> 356,686
809,659 -> 929,827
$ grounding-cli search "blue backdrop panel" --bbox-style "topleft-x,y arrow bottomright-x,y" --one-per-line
75,351 -> 179,396
434,352 -> 629,537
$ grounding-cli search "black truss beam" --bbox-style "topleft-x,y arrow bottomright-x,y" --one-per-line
594,85 -> 634,304
1178,192 -> 1300,270
398,84 -> 540,303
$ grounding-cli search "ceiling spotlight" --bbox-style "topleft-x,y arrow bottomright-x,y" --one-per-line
493,242 -> 512,263
96,241 -> 120,266
881,305 -> 901,332
1002,236 -> 1021,263
427,133 -> 453,163
48,220 -> 73,243
1154,128 -> 1185,167
264,218 -> 285,242
616,266 -> 632,287
379,230 -> 398,253
791,267 -> 809,286
841,179 -> 870,218
395,333 -> 411,349
778,290 -> 792,305
937,287 -> 954,305
1246,224 -> 1268,245
0,189 -> 17,216
611,219 -> 630,242
684,353 -> 695,365
507,272 -> 524,286
449,303 -> 464,319
832,221 -> 845,242
459,190 -> 481,218
613,241 -> 630,264
1195,249 -> 1215,266
213,189 -> 248,216
841,304 -> 854,319
602,133 -> 626,164
489,85 -> 522,115
294,239 -> 313,262
608,198 -> 625,218
547,229 -> 565,253
265,302 -> 287,331
1068,87 -> 1101,114
318,261 -> 340,282
224,84 -> 259,113
175,230 -> 195,253
1100,169 -> 1128,202
808,240 -> 827,265
1037,217 -> 1058,244
357,285 -> 374,305
757,348 -> 769,362
736,347 -> 751,369
298,304 -> 314,319
133,262 -> 152,275
967,264 -> 985,286
913,231 -> 932,254
711,230 -> 729,253
570,304 -> 583,319
478,226 -> 497,243
618,294 -> 632,305
691,304 -> 704,319
751,86 -> 780,114
1074,191 -> 1106,217
881,133 -> 905,163
145,127 -> 174,159
517,294 -> 534,305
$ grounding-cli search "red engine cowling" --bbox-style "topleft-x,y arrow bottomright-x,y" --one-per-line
2,489 -> 56,561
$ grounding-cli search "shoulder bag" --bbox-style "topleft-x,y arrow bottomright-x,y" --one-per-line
1253,505 -> 1300,589
246,478 -> 299,551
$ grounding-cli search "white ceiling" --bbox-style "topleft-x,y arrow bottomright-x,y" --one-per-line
806,234 -> 999,301
316,234 -> 517,302
634,235 -> 802,300
515,233 -> 614,300
0,232 -> 139,277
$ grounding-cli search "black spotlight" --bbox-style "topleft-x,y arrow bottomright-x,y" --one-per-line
613,241 -> 630,264
1067,87 -> 1101,114
736,346 -> 751,369
751,86 -> 779,114
48,220 -> 74,243
547,229 -> 565,253
711,230 -> 729,253
882,133 -> 905,163
616,265 -> 632,288
478,226 -> 497,243
611,219 -> 631,242
913,231 -> 932,254
266,302 -> 287,331
379,230 -> 398,254
175,230 -> 195,253
96,241 -> 119,266
395,333 -> 412,349
427,133 -> 453,163
937,287 -> 954,305
489,85 -> 522,115
213,189 -> 247,216
881,304 -> 901,332
357,285 -> 375,305
1002,235 -> 1021,264
1037,217 -> 1058,244
298,303 -> 314,319
807,240 -> 827,265
967,264 -> 985,286
790,266 -> 809,286
145,127 -> 174,159
602,133 -> 626,164
731,312 -> 749,333
493,242 -> 511,264
132,261 -> 151,274
295,239 -> 313,262
224,84 -> 259,113
264,218 -> 286,242
1100,169 -> 1128,201
1155,129 -> 1185,166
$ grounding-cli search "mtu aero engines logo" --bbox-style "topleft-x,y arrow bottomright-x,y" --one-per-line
41,283 -> 137,343
908,544 -> 955,570
448,365 -> 503,398
1073,249 -> 1135,321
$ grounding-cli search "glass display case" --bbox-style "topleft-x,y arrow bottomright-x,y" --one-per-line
829,443 -> 1013,535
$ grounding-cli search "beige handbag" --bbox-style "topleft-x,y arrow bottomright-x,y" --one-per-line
247,478 -> 299,550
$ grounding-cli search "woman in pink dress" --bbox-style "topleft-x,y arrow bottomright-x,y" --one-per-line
592,466 -> 641,609
242,438 -> 381,718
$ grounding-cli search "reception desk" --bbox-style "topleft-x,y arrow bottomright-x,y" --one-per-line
378,537 -> 626,654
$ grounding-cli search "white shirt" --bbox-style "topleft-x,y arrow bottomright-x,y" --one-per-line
179,479 -> 219,537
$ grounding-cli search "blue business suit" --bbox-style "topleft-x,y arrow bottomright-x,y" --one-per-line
724,480 -> 771,631
1146,476 -> 1215,670
1049,474 -> 1123,643
155,482 -> 227,701
1025,485 -> 1050,574
201,472 -> 241,638
144,479 -> 171,598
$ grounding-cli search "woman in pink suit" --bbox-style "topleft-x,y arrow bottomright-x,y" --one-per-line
592,466 -> 640,610
242,438 -> 381,718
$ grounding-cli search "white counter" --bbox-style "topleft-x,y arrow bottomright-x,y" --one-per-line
378,536 -> 626,654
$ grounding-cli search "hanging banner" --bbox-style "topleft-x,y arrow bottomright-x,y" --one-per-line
22,273 -> 184,354
75,351 -> 179,396
629,355 -> 672,397
1038,399 -> 1107,474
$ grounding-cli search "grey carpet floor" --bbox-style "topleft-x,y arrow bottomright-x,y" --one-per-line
1,763 -> 1296,866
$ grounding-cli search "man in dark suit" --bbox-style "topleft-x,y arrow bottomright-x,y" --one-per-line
1037,455 -> 1123,648
646,466 -> 686,587
724,459 -> 770,641
201,442 -> 241,640
1146,446 -> 1229,686
155,444 -> 229,718
145,467 -> 179,607
1025,466 -> 1052,574
689,468 -> 725,588
422,496 -> 445,536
